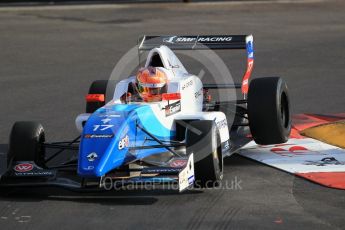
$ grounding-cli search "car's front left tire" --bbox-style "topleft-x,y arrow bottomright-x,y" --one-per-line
186,120 -> 223,188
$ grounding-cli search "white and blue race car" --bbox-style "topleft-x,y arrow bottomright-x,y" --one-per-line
0,35 -> 291,191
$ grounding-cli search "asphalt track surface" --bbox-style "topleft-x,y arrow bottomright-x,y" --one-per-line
0,0 -> 345,229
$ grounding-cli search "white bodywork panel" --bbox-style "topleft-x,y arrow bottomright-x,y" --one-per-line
178,153 -> 195,192
145,45 -> 188,77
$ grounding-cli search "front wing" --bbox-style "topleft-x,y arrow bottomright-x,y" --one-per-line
0,153 -> 195,192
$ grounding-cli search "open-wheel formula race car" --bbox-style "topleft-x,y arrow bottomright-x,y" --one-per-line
0,35 -> 291,192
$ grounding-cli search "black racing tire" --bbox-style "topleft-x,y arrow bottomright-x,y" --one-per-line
247,77 -> 291,145
86,80 -> 108,113
9,121 -> 46,167
186,120 -> 223,188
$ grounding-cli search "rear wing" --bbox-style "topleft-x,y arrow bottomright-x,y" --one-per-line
138,35 -> 254,95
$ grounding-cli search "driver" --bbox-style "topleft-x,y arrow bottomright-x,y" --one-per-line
136,67 -> 168,102
120,67 -> 168,103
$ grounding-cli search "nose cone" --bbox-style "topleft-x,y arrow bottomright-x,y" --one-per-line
78,104 -> 139,177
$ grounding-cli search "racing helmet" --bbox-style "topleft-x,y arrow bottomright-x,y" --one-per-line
136,67 -> 168,102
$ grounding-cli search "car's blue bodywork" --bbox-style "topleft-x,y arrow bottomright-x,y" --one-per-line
78,104 -> 175,177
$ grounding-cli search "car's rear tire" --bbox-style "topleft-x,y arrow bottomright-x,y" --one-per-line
86,80 -> 108,113
186,120 -> 223,188
9,121 -> 46,167
247,77 -> 291,145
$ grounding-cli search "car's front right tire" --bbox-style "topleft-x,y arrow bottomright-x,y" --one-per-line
9,121 -> 46,167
